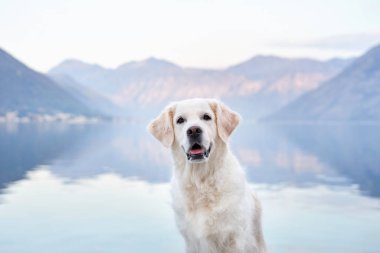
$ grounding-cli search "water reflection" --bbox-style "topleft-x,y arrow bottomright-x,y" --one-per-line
0,123 -> 92,189
1,122 -> 380,197
232,124 -> 345,187
48,123 -> 171,182
272,124 -> 380,197
0,122 -> 380,253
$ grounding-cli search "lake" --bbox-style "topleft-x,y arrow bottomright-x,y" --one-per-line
0,122 -> 379,253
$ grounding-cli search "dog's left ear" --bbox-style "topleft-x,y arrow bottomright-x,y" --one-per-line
148,104 -> 175,148
209,100 -> 241,143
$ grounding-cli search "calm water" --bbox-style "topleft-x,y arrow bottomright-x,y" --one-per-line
0,122 -> 379,253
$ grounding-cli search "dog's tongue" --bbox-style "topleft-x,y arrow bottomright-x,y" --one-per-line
189,149 -> 204,155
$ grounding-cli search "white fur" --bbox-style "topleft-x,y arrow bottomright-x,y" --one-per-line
148,98 -> 265,253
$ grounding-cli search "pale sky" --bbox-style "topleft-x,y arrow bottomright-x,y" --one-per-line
1,0 -> 380,72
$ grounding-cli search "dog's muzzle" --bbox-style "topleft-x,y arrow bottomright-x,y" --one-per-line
184,143 -> 212,162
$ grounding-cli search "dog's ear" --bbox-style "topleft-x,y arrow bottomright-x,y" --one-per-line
209,100 -> 241,143
148,104 -> 175,148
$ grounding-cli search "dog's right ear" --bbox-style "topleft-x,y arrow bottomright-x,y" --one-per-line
147,105 -> 175,148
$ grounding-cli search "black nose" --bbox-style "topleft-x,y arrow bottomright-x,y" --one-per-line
187,126 -> 202,138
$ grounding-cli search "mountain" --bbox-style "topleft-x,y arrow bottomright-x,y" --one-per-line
49,59 -> 112,93
0,48 -> 97,118
266,44 -> 380,121
49,55 -> 353,119
226,55 -> 351,81
225,56 -> 353,118
50,58 -> 259,113
49,74 -> 126,116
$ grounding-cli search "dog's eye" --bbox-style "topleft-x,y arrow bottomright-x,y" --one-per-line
176,116 -> 185,124
202,114 -> 212,121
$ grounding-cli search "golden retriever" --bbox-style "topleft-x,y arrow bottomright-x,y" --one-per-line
148,98 -> 265,253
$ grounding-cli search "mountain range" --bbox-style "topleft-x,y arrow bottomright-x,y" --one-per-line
267,44 -> 380,121
0,48 -> 127,121
49,55 -> 352,119
50,74 -> 125,117
2,42 -> 380,122
0,48 -> 98,120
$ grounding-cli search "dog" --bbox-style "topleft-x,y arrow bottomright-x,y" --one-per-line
148,98 -> 265,253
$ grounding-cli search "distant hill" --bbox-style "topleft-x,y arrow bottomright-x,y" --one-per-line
226,55 -> 351,81
266,43 -> 380,121
49,74 -> 126,117
49,56 -> 352,119
225,56 -> 353,118
49,59 -> 113,93
0,48 -> 97,118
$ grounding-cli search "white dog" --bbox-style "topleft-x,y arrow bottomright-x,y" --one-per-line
148,98 -> 265,253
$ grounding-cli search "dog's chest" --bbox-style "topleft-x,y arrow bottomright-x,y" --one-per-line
179,181 -> 224,237
184,182 -> 221,212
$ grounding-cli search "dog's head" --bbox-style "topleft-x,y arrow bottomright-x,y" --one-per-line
148,98 -> 240,163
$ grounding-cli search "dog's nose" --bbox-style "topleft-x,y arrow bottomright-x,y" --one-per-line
187,126 -> 202,138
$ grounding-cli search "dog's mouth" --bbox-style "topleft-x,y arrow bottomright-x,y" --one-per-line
186,143 -> 212,162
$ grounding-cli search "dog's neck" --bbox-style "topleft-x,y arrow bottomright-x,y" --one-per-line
170,139 -> 242,212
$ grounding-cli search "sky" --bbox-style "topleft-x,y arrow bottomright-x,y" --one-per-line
1,0 -> 380,72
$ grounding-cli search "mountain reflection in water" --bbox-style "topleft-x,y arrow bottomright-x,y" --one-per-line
0,122 -> 379,253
